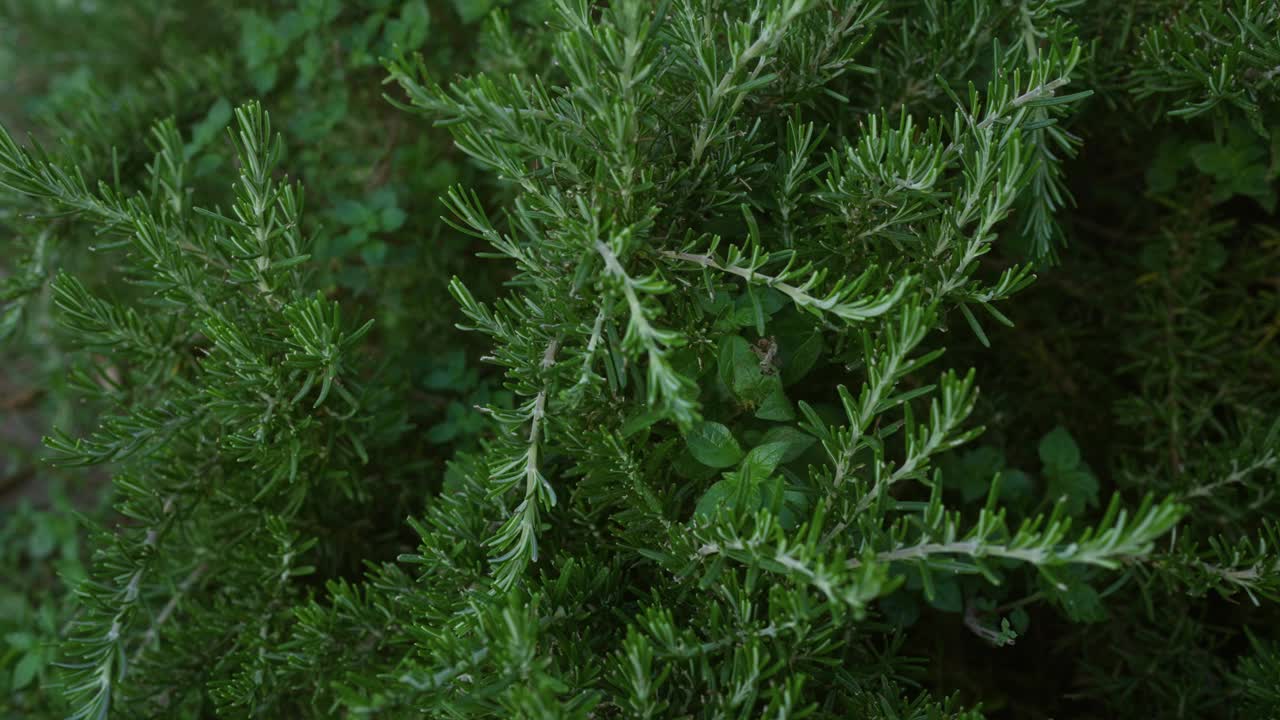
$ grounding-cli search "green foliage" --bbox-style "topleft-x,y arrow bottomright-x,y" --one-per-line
1,1 -> 1278,718
0,483 -> 89,717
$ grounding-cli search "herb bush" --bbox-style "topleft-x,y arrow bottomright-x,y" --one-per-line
1,1 -> 1278,718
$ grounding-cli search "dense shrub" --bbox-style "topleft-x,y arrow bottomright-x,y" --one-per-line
2,1 -> 1278,718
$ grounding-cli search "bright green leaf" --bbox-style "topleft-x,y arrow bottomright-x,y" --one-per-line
686,421 -> 743,469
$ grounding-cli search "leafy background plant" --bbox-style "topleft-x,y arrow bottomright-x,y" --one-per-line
1,1 -> 1277,718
